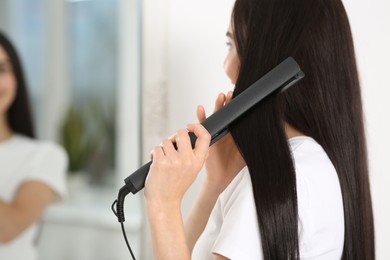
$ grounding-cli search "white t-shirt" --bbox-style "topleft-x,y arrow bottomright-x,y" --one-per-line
0,134 -> 68,260
192,136 -> 345,260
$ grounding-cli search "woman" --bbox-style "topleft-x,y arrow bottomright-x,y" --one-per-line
144,0 -> 375,259
0,31 -> 67,260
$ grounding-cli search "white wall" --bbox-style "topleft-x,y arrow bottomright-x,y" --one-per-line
166,0 -> 236,219
144,0 -> 390,259
142,0 -> 235,258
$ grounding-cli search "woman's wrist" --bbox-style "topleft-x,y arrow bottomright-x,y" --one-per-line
145,197 -> 190,260
145,196 -> 181,217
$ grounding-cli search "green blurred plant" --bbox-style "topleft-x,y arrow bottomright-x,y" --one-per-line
60,99 -> 116,184
60,106 -> 95,173
84,99 -> 116,184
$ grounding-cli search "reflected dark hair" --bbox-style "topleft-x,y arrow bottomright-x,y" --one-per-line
229,0 -> 374,259
0,31 -> 35,138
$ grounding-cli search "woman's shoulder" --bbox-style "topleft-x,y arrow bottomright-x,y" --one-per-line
288,136 -> 323,154
219,167 -> 253,207
289,136 -> 345,258
288,136 -> 337,179
288,135 -> 341,210
211,167 -> 263,259
11,134 -> 67,165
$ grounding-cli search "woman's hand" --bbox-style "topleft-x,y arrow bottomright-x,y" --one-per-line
144,124 -> 210,260
197,91 -> 246,192
144,123 -> 211,209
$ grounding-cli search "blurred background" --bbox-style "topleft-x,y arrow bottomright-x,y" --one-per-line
0,0 -> 389,259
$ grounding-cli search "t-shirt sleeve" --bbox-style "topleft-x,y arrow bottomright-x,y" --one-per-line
24,142 -> 68,200
212,172 -> 263,260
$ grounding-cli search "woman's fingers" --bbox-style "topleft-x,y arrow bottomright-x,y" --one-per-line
159,122 -> 211,163
175,129 -> 193,157
186,124 -> 211,160
197,91 -> 233,123
165,129 -> 194,158
213,93 -> 226,113
197,105 -> 206,123
226,91 -> 233,103
161,138 -> 176,157
151,145 -> 165,162
165,124 -> 210,158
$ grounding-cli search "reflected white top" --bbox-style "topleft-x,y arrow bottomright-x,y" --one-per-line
192,136 -> 345,260
0,134 -> 67,260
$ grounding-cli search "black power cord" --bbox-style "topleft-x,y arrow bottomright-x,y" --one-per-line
112,186 -> 136,260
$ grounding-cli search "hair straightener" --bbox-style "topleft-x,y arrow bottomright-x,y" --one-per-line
112,57 -> 304,259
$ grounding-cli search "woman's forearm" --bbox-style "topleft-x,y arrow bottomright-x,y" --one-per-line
0,199 -> 20,242
143,124 -> 211,259
146,201 -> 191,260
0,181 -> 56,243
185,178 -> 225,253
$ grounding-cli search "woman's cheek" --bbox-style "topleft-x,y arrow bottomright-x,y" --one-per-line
224,51 -> 239,84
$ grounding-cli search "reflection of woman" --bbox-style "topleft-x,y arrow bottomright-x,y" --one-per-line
143,0 -> 374,259
0,31 -> 67,260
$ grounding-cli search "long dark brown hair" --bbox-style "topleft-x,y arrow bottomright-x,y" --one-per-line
229,0 -> 374,259
0,31 -> 35,138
